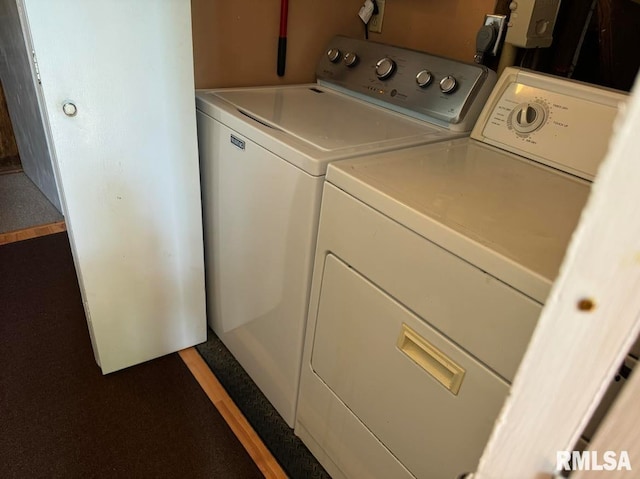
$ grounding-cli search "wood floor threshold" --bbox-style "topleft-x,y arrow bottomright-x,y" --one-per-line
179,348 -> 288,479
0,166 -> 24,176
0,220 -> 66,246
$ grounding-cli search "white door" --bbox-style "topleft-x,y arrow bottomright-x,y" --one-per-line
21,0 -> 206,373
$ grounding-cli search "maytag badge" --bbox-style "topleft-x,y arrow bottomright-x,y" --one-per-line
230,134 -> 245,150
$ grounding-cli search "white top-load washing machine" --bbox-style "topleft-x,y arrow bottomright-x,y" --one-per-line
195,36 -> 496,427
294,67 -> 628,478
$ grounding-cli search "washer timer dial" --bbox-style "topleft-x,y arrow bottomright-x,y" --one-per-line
375,57 -> 396,80
510,102 -> 547,134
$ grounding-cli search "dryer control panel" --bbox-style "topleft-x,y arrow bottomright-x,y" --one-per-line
316,36 -> 497,132
472,68 -> 627,180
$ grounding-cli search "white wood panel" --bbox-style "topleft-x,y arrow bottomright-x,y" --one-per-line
22,0 -> 206,373
473,74 -> 640,477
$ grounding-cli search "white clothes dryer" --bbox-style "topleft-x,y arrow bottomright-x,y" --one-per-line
195,36 -> 496,427
295,68 -> 628,478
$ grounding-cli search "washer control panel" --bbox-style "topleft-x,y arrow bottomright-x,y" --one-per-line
473,68 -> 627,180
316,36 -> 496,131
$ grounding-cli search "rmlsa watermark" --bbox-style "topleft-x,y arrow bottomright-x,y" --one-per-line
556,450 -> 632,472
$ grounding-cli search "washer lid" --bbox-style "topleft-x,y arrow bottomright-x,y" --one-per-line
213,85 -> 439,151
327,139 -> 591,303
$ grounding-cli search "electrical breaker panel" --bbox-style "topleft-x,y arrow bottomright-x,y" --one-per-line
505,0 -> 561,48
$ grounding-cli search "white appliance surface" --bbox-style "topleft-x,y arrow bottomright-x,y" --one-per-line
327,139 -> 590,303
312,253 -> 511,478
12,0 -> 206,373
295,67 -> 628,479
196,36 -> 497,428
196,85 -> 453,176
207,86 -> 448,150
197,112 -> 324,426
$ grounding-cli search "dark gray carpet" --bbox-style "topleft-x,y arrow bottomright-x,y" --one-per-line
0,232 -> 264,479
197,333 -> 331,479
0,172 -> 63,233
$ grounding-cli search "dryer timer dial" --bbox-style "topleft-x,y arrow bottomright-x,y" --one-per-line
511,102 -> 547,134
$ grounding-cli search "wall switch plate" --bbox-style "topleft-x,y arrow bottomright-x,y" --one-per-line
369,0 -> 385,33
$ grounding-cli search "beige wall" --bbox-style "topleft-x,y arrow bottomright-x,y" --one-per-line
191,0 -> 497,89
374,0 -> 497,62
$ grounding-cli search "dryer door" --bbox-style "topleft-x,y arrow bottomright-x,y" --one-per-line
311,253 -> 510,479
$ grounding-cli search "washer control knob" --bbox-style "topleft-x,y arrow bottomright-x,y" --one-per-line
327,48 -> 341,63
512,102 -> 547,133
416,70 -> 433,88
375,57 -> 396,80
62,102 -> 78,117
439,75 -> 458,94
343,52 -> 358,67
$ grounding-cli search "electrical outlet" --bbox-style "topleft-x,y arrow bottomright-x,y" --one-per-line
483,14 -> 507,57
369,0 -> 385,33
